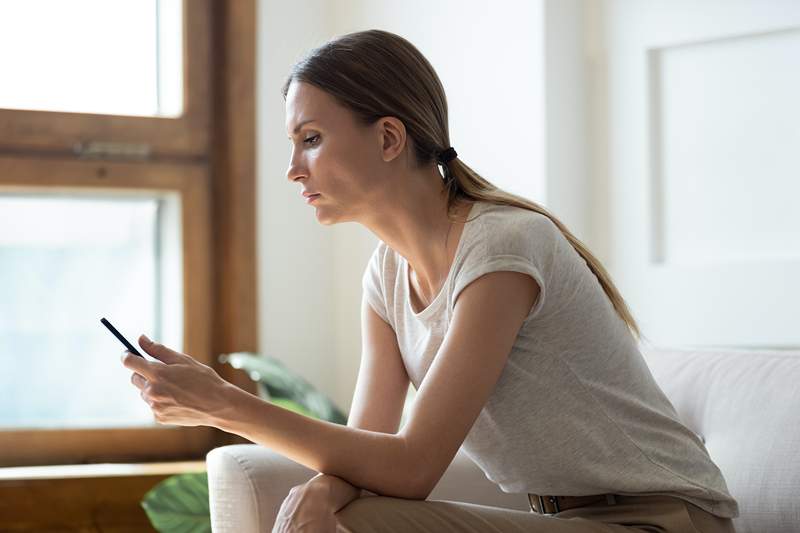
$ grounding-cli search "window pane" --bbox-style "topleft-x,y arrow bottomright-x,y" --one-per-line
0,193 -> 183,429
0,0 -> 183,117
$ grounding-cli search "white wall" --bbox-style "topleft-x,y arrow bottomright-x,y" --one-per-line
583,0 -> 800,348
256,0 -> 549,413
543,0 -> 591,244
257,0 -> 339,405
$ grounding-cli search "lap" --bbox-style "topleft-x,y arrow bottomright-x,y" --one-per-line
334,494 -> 734,533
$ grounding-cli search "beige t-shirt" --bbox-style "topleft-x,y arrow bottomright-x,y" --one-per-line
361,200 -> 739,518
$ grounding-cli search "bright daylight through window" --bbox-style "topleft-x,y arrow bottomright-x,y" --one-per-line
0,194 -> 184,429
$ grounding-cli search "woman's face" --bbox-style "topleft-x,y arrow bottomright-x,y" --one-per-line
285,81 -> 397,224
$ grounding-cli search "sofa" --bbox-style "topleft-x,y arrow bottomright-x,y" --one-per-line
207,346 -> 800,532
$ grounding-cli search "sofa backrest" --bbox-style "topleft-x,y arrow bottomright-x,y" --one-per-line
640,345 -> 800,533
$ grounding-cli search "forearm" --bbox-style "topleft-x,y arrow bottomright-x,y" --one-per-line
211,384 -> 423,499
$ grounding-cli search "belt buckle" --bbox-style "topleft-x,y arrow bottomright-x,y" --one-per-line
531,495 -> 560,514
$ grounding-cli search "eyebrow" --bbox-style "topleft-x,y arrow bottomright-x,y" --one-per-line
288,119 -> 318,137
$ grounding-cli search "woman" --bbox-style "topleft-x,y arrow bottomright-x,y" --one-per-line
122,29 -> 739,532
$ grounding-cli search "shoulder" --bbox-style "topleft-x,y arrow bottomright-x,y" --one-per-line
364,241 -> 390,284
450,202 -> 550,321
364,240 -> 403,292
477,201 -> 556,233
469,201 -> 559,258
368,240 -> 394,268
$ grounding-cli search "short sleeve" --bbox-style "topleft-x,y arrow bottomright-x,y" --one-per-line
361,242 -> 392,325
452,222 -> 548,323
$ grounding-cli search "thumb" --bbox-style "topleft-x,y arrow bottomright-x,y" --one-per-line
138,334 -> 184,364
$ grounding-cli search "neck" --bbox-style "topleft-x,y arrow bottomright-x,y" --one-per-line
361,167 -> 471,297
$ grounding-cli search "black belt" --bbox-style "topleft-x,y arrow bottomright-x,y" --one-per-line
528,493 -> 618,514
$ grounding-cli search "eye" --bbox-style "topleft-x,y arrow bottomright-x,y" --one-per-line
303,134 -> 320,146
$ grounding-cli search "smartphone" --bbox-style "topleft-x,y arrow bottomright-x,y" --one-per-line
100,317 -> 144,357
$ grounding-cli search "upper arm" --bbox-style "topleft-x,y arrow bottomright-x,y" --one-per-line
347,293 -> 410,435
399,270 -> 540,498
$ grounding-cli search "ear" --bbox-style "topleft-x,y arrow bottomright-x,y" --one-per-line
377,116 -> 407,163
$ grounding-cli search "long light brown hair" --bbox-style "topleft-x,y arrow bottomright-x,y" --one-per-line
283,29 -> 642,341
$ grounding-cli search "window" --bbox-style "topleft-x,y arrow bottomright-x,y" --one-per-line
0,0 -> 183,117
0,0 -> 258,467
0,1 -> 210,158
0,156 -> 216,465
0,193 -> 182,429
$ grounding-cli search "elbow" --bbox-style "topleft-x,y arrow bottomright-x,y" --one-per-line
394,438 -> 435,500
366,475 -> 429,500
403,459 -> 439,501
407,481 -> 434,501
386,477 -> 430,501
385,469 -> 431,500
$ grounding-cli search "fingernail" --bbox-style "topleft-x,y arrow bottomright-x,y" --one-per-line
142,334 -> 151,344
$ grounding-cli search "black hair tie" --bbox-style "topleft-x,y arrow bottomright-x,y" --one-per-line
436,146 -> 458,165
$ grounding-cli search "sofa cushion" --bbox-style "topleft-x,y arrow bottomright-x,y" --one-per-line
640,345 -> 800,533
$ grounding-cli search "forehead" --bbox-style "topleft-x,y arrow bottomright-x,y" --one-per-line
285,81 -> 349,133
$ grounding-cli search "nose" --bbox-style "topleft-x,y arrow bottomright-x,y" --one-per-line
286,148 -> 308,183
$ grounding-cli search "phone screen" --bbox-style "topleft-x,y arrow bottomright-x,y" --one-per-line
100,317 -> 143,357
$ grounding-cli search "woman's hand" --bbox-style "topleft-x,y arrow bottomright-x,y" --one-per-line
121,334 -> 234,427
272,479 -> 339,533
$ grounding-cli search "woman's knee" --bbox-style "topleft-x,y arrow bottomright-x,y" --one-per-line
207,444 -> 318,530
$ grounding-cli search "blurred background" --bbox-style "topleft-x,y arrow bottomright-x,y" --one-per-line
0,0 -> 797,501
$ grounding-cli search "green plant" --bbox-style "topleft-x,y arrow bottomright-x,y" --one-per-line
140,352 -> 348,532
219,352 -> 348,424
142,472 -> 210,533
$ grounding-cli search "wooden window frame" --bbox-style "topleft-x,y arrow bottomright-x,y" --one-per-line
0,0 -> 212,159
0,0 -> 257,467
0,156 -> 216,466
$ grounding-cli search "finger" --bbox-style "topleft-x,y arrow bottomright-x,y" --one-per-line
138,334 -> 184,364
121,351 -> 160,380
140,388 -> 154,407
131,372 -> 147,390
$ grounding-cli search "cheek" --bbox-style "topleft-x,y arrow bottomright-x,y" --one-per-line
313,146 -> 357,181
334,134 -> 378,170
307,144 -> 341,174
312,138 -> 381,192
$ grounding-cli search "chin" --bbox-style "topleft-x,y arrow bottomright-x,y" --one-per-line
315,208 -> 350,226
314,209 -> 337,226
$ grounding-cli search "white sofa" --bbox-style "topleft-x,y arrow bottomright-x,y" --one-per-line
207,346 -> 800,533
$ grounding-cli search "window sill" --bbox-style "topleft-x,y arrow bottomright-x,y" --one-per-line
0,460 -> 207,532
0,459 -> 206,480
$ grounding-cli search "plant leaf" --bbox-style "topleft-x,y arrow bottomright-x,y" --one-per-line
141,472 -> 211,533
269,397 -> 316,417
220,352 -> 348,424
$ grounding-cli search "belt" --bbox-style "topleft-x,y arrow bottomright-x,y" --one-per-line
528,493 -> 618,514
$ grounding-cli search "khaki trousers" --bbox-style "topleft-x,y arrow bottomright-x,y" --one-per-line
334,493 -> 737,533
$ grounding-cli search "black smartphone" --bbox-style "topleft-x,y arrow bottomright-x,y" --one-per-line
100,317 -> 144,357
